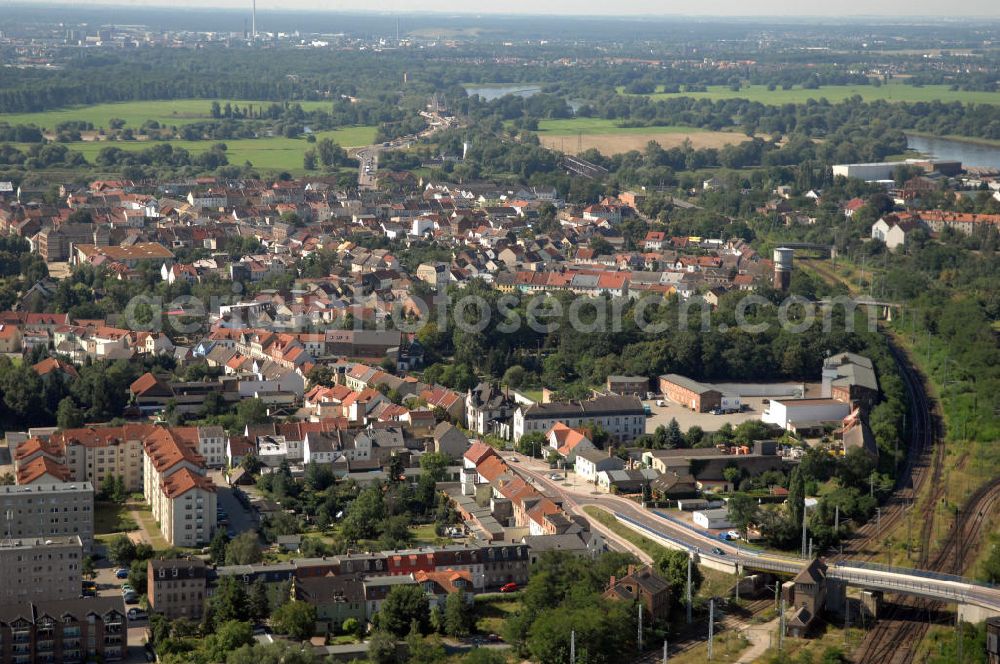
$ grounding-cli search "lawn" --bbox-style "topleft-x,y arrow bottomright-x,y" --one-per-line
617,81 -> 1000,105
535,118 -> 707,137
474,595 -> 522,634
94,501 -> 138,535
16,126 -> 377,172
0,98 -> 335,131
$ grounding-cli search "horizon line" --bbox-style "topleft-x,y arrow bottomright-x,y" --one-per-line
7,2 -> 1000,21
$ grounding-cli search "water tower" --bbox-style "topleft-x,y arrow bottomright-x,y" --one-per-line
773,247 -> 794,291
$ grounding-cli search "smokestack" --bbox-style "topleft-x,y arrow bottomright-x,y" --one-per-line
251,0 -> 257,41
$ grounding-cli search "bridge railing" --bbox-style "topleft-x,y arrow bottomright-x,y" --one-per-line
650,509 -> 765,555
613,512 -> 697,552
833,560 -> 999,591
828,567 -> 975,604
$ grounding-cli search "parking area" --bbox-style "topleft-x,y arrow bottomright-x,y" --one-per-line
643,398 -> 765,433
209,470 -> 258,538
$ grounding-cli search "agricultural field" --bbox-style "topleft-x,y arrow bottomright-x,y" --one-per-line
617,82 -> 1000,105
0,98 -> 334,131
14,126 -> 377,172
533,118 -> 748,155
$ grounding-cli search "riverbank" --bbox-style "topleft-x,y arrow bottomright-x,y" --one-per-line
905,131 -> 1000,149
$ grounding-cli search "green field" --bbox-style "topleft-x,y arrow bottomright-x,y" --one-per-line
0,98 -> 334,131
617,82 -> 1000,105
534,118 -> 706,136
15,126 -> 377,172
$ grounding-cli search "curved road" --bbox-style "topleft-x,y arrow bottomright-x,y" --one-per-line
504,453 -> 1000,614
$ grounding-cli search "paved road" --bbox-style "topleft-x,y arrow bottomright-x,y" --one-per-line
506,453 -> 725,558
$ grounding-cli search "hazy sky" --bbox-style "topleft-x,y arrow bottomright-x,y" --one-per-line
16,0 -> 1000,18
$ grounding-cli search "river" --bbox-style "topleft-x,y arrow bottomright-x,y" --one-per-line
463,84 -> 543,101
905,134 -> 1000,170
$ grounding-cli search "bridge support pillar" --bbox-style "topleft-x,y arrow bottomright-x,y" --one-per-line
860,590 -> 882,624
824,578 -> 847,617
958,603 -> 1000,623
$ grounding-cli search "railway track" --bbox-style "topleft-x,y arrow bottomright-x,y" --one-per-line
799,258 -> 999,662
851,346 -> 1000,663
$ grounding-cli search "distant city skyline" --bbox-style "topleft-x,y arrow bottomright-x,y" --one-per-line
10,0 -> 1000,18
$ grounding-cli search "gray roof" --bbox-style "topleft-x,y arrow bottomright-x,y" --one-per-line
523,394 -> 644,420
522,533 -> 589,553
659,374 -> 719,395
0,596 -> 125,624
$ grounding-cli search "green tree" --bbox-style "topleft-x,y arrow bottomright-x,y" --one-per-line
107,534 -> 137,566
129,559 -> 149,594
272,600 -> 316,641
303,149 -> 317,171
225,531 -> 263,565
211,576 -> 250,623
209,531 -> 230,565
516,431 -> 546,458
728,493 -> 759,541
654,549 -> 702,605
443,591 -> 471,637
378,585 -> 429,637
407,631 -> 447,664
56,397 -> 84,429
236,398 -> 270,428
367,630 -> 398,664
201,620 -> 254,662
249,578 -> 271,621
665,418 -> 684,448
342,617 -> 361,637
788,465 -> 806,531
980,543 -> 1000,584
502,365 -> 526,389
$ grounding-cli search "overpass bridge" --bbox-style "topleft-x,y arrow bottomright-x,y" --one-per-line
613,511 -> 1000,619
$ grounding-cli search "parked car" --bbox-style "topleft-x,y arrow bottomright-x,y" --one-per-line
717,532 -> 730,541
123,591 -> 140,604
127,608 -> 148,621
120,584 -> 133,593
499,582 -> 518,593
727,530 -> 741,540
81,588 -> 96,597
548,473 -> 561,480
115,568 -> 130,579
82,580 -> 96,590
656,400 -> 666,407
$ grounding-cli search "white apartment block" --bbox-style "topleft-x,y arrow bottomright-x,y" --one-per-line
143,427 -> 217,547
512,395 -> 646,442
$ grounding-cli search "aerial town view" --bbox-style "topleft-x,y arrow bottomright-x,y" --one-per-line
0,1 -> 997,662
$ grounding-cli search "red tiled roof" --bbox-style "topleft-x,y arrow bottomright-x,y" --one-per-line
16,456 -> 71,484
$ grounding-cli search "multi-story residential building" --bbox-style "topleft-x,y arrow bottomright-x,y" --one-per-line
464,382 -> 514,437
512,394 -> 645,442
0,483 -> 95,554
0,596 -> 126,663
143,428 -> 217,547
0,536 -> 83,604
40,425 -> 155,493
147,558 -> 208,621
